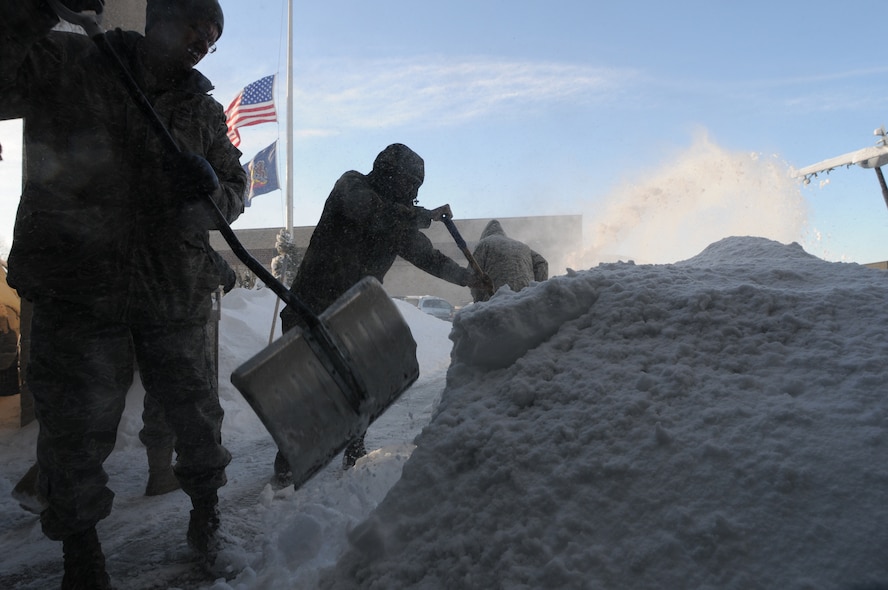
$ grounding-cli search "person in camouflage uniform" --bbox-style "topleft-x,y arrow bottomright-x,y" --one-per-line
277,143 -> 489,476
0,0 -> 246,586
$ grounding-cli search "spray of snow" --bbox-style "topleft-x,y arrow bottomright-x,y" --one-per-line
563,131 -> 811,268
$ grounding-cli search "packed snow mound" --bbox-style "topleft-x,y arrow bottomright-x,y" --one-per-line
449,236 -> 874,373
448,272 -> 599,371
677,235 -> 820,266
320,236 -> 888,590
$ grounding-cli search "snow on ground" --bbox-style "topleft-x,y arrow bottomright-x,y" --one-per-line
0,287 -> 453,589
2,236 -> 888,589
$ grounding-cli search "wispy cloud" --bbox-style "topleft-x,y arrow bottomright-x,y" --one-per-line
290,57 -> 637,131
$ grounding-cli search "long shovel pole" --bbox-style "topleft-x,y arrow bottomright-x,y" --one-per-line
47,1 -> 368,412
440,213 -> 495,300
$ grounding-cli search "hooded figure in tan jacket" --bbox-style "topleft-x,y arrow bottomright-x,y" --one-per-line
470,220 -> 549,302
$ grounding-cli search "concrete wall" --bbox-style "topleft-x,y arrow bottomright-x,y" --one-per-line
103,0 -> 147,32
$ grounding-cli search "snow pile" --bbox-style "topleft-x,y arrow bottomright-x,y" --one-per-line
321,236 -> 888,589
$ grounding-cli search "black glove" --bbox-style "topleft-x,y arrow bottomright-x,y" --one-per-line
414,207 -> 434,229
413,205 -> 451,229
165,152 -> 220,200
56,0 -> 105,13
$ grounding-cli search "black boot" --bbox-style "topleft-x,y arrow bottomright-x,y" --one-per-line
342,435 -> 367,469
61,527 -> 112,590
187,493 -> 221,562
145,447 -> 180,496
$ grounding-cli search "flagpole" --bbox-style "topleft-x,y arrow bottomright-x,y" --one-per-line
269,0 -> 295,343
285,0 -> 294,235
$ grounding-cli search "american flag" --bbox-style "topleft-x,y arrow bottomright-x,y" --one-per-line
225,75 -> 277,147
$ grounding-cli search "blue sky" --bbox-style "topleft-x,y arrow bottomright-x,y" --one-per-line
2,0 -> 888,268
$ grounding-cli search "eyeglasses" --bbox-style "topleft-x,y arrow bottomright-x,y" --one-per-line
189,23 -> 218,54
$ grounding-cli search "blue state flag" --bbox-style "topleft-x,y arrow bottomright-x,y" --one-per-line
242,141 -> 279,206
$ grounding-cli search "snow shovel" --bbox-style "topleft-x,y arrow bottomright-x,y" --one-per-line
439,208 -> 495,299
48,1 -> 420,489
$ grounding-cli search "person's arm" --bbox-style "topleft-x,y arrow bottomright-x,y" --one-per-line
400,230 -> 472,286
204,108 -> 246,225
167,100 -> 246,230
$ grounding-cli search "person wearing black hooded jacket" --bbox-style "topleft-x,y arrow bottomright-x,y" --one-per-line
0,0 -> 246,586
277,143 -> 488,477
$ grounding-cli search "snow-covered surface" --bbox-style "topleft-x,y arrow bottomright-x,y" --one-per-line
2,236 -> 888,589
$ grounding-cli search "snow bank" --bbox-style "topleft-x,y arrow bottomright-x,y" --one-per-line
321,237 -> 888,590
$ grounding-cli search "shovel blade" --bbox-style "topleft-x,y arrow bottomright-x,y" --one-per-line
230,277 -> 419,489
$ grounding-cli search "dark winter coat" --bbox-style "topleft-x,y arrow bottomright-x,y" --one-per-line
0,4 -> 246,322
470,220 -> 548,302
283,170 -> 471,323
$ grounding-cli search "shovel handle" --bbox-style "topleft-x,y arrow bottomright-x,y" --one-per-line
441,215 -> 494,298
442,217 -> 479,272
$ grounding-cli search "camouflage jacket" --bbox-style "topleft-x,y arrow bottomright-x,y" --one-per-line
0,2 -> 246,322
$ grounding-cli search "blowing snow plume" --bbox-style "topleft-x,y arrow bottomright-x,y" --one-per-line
573,132 -> 809,267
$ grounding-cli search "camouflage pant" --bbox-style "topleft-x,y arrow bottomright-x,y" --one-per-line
28,299 -> 230,540
139,390 -> 176,451
138,343 -> 220,451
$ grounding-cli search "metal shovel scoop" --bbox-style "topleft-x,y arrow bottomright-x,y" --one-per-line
47,1 -> 420,489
